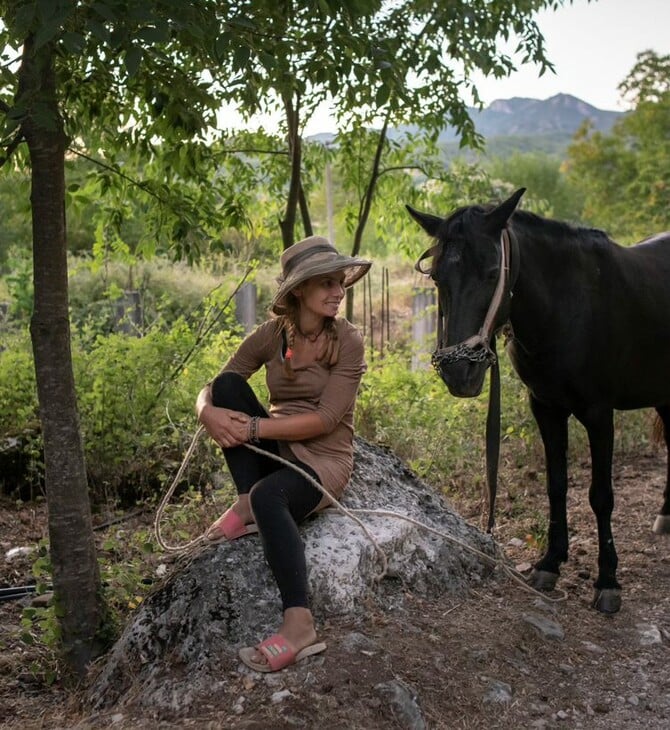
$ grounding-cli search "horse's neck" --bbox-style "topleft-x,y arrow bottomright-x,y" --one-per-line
509,228 -> 574,341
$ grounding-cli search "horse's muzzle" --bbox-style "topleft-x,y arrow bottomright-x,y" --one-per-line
435,360 -> 488,398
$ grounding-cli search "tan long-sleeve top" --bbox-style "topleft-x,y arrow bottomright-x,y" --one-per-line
220,317 -> 366,499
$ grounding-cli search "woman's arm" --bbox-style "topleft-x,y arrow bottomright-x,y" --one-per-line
197,385 -> 326,447
196,385 -> 250,448
255,411 -> 326,442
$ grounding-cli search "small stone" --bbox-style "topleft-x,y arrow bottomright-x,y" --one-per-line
508,537 -> 525,548
626,695 -> 640,706
581,641 -> 606,654
529,702 -> 551,716
4,546 -> 35,561
232,697 -> 245,715
483,679 -> 513,704
636,623 -> 662,646
522,612 -> 565,641
271,689 -> 293,704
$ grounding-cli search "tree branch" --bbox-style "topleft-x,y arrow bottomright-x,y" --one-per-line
68,146 -> 169,205
0,131 -> 25,169
213,147 -> 288,157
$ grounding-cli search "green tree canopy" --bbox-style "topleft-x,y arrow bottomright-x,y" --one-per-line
565,51 -> 670,241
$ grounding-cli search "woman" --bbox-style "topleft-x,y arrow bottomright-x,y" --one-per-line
195,235 -> 371,673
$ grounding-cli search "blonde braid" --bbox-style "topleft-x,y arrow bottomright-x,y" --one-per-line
281,315 -> 298,379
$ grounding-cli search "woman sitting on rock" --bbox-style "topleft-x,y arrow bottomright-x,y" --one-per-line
195,235 -> 371,673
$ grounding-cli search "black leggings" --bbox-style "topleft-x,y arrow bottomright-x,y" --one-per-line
210,371 -> 322,610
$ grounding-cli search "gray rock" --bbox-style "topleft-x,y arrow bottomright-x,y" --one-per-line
483,679 -> 513,704
374,678 -> 426,729
87,438 -> 495,712
522,612 -> 565,641
636,623 -> 662,646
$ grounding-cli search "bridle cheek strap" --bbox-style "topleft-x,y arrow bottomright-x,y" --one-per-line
417,229 -> 513,533
433,228 -> 512,365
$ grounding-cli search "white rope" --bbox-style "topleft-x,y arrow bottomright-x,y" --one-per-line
154,426 -> 566,602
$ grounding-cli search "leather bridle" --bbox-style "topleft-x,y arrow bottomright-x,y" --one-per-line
415,229 -> 513,367
414,228 -> 516,532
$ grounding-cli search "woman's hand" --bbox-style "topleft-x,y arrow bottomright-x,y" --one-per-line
198,405 -> 250,448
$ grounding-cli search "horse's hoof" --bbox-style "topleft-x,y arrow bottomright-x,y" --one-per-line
652,515 -> 670,534
527,569 -> 559,592
592,588 -> 621,614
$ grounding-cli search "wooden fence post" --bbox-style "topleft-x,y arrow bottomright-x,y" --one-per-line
411,287 -> 436,371
235,282 -> 257,334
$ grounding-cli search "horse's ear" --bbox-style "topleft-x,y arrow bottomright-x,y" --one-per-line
406,204 -> 444,238
484,188 -> 526,232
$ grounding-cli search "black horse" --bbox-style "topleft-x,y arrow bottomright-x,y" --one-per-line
407,188 -> 670,613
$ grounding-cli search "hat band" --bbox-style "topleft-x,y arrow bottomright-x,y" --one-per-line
282,244 -> 338,277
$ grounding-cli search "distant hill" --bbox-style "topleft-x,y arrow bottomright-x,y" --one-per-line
310,94 -> 624,158
439,93 -> 622,142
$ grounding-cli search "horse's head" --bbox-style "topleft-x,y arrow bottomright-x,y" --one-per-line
407,188 -> 525,397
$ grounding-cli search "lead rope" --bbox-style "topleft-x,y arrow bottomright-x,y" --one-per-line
154,426 -> 567,603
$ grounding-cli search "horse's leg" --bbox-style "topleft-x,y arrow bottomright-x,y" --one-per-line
527,395 -> 570,592
652,405 -> 670,534
579,405 -> 621,614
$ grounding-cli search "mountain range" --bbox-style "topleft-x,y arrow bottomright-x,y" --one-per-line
310,94 -> 624,157
439,93 -> 622,142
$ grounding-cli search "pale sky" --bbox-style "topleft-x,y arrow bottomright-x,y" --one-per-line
302,0 -> 669,135
469,0 -> 670,112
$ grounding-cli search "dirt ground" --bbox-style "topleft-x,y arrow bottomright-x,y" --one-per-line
1,448 -> 668,729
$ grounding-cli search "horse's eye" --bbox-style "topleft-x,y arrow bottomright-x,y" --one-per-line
485,266 -> 499,283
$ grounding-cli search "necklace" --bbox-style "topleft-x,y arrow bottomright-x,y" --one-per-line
296,325 -> 324,343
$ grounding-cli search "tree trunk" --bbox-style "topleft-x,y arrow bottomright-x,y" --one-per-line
279,93 -> 304,249
19,36 -> 106,676
346,118 -> 389,321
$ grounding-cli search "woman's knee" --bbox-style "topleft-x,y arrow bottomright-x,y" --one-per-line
249,481 -> 283,520
210,371 -> 246,408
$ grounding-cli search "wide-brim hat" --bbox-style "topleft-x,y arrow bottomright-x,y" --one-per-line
271,236 -> 372,315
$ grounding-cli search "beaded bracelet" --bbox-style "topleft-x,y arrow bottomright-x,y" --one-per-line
247,416 -> 261,444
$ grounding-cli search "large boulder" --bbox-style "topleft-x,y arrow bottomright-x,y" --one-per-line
87,438 -> 496,712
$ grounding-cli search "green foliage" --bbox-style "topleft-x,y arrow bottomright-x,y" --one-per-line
3,247 -> 34,318
0,310 -> 242,501
355,347 -> 539,496
565,51 -> 670,240
485,151 -> 583,222
19,540 -> 60,685
73,321 -> 239,500
0,333 -> 38,434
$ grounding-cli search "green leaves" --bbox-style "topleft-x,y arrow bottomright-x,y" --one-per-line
124,45 -> 143,77
566,51 -> 670,240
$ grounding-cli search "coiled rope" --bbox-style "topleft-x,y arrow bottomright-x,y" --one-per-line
154,425 -> 566,602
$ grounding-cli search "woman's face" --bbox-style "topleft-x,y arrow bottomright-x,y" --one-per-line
293,271 -> 346,319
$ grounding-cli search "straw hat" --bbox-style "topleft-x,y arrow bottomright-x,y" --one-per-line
271,236 -> 372,315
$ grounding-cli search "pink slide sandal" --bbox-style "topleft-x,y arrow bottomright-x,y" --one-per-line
238,633 -> 327,672
206,508 -> 258,542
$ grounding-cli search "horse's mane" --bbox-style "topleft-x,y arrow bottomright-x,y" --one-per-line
510,208 -> 612,248
429,203 -> 615,277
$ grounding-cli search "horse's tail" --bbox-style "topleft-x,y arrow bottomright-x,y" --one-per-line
651,412 -> 666,446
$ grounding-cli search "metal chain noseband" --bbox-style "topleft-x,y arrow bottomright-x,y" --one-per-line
431,340 -> 496,369
427,229 -> 512,369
